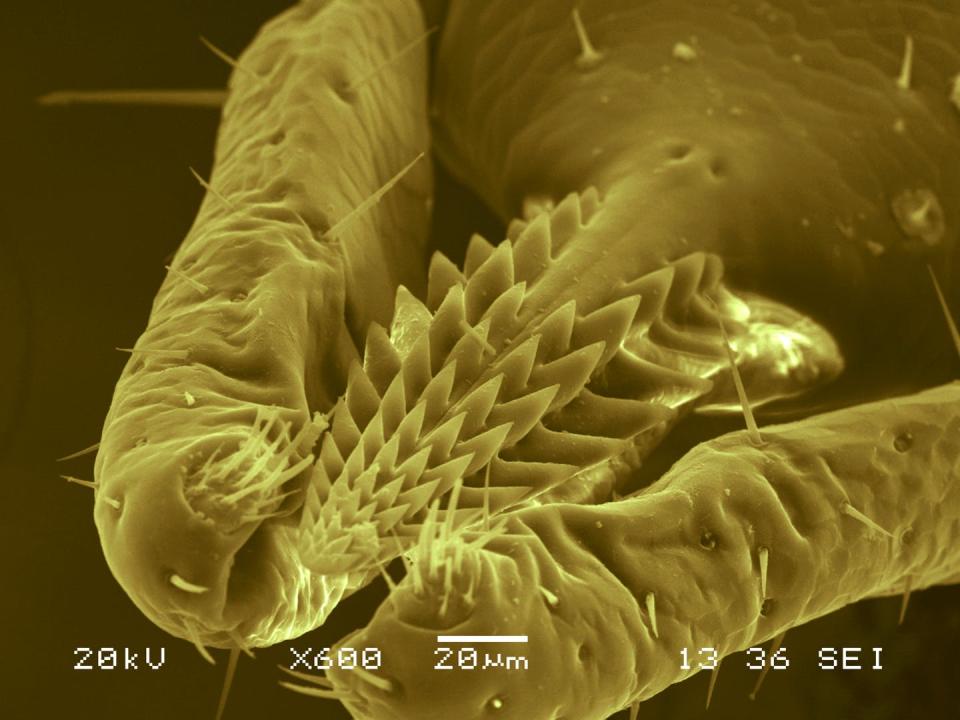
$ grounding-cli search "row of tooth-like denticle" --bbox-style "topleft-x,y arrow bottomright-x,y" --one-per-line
298,189 -> 732,577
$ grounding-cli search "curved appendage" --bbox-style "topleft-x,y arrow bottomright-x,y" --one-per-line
93,0 -> 432,650
323,382 -> 960,719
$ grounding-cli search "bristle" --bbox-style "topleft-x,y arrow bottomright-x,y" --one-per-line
463,524 -> 507,552
841,502 -> 893,538
199,36 -> 261,82
482,461 -> 492,530
896,35 -> 914,90
927,265 -> 960,359
374,557 -> 398,593
758,546 -> 769,599
439,557 -> 454,617
183,621 -> 215,665
644,592 -> 659,638
390,529 -> 423,595
748,631 -> 786,700
705,656 -> 722,710
454,528 -> 467,573
292,210 -> 315,237
463,567 -> 478,606
898,575 -> 913,625
443,477 -> 464,543
214,647 -> 241,720
185,410 -> 322,531
278,666 -> 334,688
323,153 -> 425,240
165,260 -> 210,293
346,27 -> 438,92
61,474 -> 97,490
227,631 -> 255,659
169,574 -> 209,594
187,167 -> 234,212
420,499 -> 442,579
116,347 -> 189,359
56,442 -> 100,462
539,586 -> 560,608
352,666 -> 394,693
571,7 -> 603,69
710,297 -> 763,445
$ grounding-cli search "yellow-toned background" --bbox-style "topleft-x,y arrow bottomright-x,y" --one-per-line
3,2 -> 958,718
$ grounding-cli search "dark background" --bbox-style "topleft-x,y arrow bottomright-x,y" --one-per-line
3,2 -> 959,719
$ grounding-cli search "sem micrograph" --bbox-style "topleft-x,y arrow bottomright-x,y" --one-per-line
8,2 -> 960,719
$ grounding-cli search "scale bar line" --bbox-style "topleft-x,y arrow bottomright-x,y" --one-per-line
436,635 -> 528,643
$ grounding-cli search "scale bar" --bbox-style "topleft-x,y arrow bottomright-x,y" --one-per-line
436,635 -> 528,643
